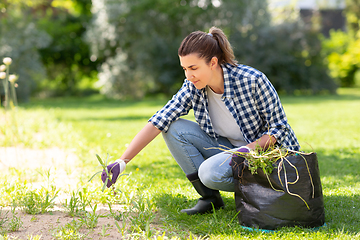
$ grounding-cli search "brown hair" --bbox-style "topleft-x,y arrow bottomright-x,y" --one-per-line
178,26 -> 237,66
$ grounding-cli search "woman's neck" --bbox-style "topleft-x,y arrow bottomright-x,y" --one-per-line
208,65 -> 224,94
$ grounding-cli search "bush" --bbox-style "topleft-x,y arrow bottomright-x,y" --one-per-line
322,30 -> 360,87
87,0 -> 336,98
0,12 -> 51,102
36,1 -> 100,97
86,0 -> 217,99
86,0 -> 266,99
231,21 -> 337,94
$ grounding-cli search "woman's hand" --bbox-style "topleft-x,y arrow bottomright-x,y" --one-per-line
230,146 -> 251,165
101,122 -> 161,188
234,146 -> 251,155
246,134 -> 276,150
101,160 -> 126,188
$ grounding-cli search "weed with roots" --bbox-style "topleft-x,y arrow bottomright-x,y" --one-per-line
212,142 -> 314,209
89,154 -> 127,196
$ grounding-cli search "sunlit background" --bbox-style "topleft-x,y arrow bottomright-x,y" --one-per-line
0,0 -> 359,102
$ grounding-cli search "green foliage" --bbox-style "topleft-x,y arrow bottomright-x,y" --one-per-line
320,0 -> 360,88
36,0 -> 99,97
19,185 -> 59,215
232,20 -> 337,94
86,0 -> 270,99
87,0 -> 209,98
0,89 -> 360,238
0,207 -> 23,235
62,190 -> 86,217
0,210 -> 9,235
1,0 -> 346,100
345,0 -> 360,34
0,5 -> 50,102
87,0 -> 336,98
99,224 -> 111,238
6,209 -> 22,232
129,193 -> 156,234
234,146 -> 289,176
78,202 -> 100,229
52,219 -> 86,240
0,1 -> 99,100
322,30 -> 360,87
89,154 -> 114,192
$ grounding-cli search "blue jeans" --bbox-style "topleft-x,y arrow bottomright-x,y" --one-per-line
162,119 -> 243,192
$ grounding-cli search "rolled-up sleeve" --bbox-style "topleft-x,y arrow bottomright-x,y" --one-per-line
148,81 -> 193,132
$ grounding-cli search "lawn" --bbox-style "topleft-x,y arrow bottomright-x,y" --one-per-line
0,88 -> 359,239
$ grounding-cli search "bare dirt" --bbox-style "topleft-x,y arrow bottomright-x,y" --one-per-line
0,147 -> 127,239
5,209 -> 124,240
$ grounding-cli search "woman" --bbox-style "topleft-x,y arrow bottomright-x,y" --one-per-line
101,27 -> 300,215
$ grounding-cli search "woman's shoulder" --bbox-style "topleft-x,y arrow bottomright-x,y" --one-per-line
223,63 -> 264,79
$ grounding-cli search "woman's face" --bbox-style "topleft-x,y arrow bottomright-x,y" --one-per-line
179,53 -> 214,90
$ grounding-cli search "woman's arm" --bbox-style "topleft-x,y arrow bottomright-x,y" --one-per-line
119,122 -> 162,163
252,73 -> 299,151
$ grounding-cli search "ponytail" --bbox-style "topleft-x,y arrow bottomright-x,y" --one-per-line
178,26 -> 237,66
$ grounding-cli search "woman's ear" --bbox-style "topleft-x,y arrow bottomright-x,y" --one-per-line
210,57 -> 219,69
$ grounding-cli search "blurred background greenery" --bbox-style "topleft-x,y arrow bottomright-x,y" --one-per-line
1,0 -> 359,102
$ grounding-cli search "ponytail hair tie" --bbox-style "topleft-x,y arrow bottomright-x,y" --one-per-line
207,33 -> 213,37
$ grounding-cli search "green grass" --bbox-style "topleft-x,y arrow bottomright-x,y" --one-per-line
0,88 -> 359,239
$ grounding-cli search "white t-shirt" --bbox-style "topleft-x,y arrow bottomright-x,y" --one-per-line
206,86 -> 247,147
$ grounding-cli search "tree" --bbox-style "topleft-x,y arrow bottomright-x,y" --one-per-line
0,0 -> 98,100
36,0 -> 99,96
87,0 -> 270,99
345,0 -> 360,34
87,0 -> 216,98
233,21 -> 337,94
87,0 -> 336,98
0,0 -> 51,102
321,0 -> 360,87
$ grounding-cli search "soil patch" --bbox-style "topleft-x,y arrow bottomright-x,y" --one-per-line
0,147 -> 129,239
4,208 -> 125,239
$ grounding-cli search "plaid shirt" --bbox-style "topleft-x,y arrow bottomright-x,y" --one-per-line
149,63 -> 300,151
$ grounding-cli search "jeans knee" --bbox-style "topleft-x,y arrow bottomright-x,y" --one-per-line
198,163 -> 216,189
198,156 -> 235,192
162,119 -> 184,140
162,119 -> 200,143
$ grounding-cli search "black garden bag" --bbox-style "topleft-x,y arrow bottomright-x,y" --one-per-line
231,152 -> 325,230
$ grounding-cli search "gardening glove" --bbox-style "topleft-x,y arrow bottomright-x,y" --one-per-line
101,160 -> 126,188
230,146 -> 251,165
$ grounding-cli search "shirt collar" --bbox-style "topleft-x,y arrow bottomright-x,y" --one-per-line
193,63 -> 236,99
221,63 -> 235,99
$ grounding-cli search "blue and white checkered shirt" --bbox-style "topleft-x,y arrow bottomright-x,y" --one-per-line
149,63 -> 300,151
